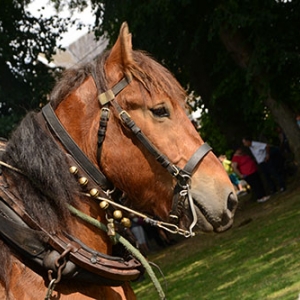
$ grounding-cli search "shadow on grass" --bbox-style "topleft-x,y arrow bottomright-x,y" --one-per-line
133,183 -> 300,300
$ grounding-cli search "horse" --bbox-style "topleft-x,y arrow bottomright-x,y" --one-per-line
0,22 -> 238,299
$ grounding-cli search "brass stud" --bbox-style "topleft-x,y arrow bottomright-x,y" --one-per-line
99,200 -> 109,210
121,218 -> 131,228
78,177 -> 88,186
69,166 -> 78,175
113,210 -> 123,220
89,188 -> 99,197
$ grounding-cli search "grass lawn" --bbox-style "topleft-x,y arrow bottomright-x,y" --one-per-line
132,181 -> 300,300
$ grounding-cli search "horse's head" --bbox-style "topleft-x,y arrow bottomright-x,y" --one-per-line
56,23 -> 237,236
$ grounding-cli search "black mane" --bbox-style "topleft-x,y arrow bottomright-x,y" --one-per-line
2,112 -> 78,232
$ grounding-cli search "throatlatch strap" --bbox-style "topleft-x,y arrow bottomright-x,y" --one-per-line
42,104 -> 110,189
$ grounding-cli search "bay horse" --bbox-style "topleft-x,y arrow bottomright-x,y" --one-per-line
0,23 -> 237,299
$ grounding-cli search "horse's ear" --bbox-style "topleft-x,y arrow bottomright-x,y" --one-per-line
105,22 -> 134,80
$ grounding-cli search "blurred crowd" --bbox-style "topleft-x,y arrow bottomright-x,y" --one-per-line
219,129 -> 297,203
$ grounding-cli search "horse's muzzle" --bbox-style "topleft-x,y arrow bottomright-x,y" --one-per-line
214,193 -> 238,232
191,191 -> 238,233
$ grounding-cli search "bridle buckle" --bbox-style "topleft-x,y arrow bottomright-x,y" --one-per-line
119,110 -> 131,123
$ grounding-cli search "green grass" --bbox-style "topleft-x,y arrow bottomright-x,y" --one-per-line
133,184 -> 300,300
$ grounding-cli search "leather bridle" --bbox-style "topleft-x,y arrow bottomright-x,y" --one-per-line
0,71 -> 212,294
43,74 -> 212,237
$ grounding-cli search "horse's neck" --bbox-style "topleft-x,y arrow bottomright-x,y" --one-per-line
55,77 -> 99,156
0,178 -> 135,300
69,197 -> 112,254
3,172 -> 111,255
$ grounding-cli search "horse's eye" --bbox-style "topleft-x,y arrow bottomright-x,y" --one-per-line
150,106 -> 170,118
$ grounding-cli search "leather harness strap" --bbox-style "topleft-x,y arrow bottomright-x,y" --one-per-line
97,107 -> 110,164
42,104 -> 111,190
0,200 -> 47,256
0,176 -> 141,285
98,77 -> 132,105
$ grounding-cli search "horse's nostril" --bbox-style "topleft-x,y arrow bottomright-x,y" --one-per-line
227,193 -> 238,212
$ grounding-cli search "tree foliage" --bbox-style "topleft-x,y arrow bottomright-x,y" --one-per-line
89,0 -> 300,160
0,0 -> 67,137
1,0 -> 300,163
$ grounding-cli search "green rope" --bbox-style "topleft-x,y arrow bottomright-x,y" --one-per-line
67,204 -> 166,300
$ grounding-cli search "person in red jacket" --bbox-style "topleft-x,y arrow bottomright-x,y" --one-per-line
231,147 -> 270,203
242,137 -> 286,193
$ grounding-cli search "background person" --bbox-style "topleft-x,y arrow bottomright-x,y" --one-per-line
130,215 -> 149,255
219,154 -> 245,195
242,137 -> 286,194
231,147 -> 270,203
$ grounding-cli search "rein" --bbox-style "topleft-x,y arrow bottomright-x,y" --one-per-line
82,192 -> 193,237
67,204 -> 166,300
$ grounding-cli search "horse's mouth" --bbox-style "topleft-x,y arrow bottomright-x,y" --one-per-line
192,200 -> 234,233
214,218 -> 234,232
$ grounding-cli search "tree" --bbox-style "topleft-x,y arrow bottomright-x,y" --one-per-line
0,0 -> 67,137
214,0 -> 300,164
2,0 -> 300,168
87,0 -> 300,165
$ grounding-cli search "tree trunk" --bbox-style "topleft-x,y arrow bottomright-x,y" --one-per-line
187,46 -> 245,149
264,92 -> 300,162
219,27 -> 300,169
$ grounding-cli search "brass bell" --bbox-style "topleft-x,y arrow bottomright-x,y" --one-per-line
78,177 -> 88,186
89,188 -> 99,197
99,200 -> 109,210
121,217 -> 131,228
113,210 -> 123,220
69,166 -> 78,175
